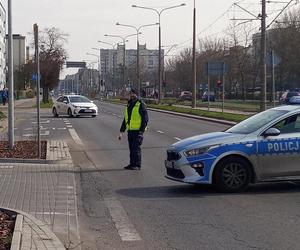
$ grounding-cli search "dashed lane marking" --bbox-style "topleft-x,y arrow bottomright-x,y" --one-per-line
23,131 -> 50,137
68,128 -> 84,146
174,137 -> 182,141
157,131 -> 165,134
104,197 -> 142,241
32,120 -> 50,124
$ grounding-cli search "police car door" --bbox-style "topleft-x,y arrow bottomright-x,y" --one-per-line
257,113 -> 300,179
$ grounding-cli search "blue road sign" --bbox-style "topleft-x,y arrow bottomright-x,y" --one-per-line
32,74 -> 37,81
267,51 -> 281,66
205,62 -> 228,76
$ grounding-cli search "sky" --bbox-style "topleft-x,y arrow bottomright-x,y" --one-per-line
2,0 -> 299,78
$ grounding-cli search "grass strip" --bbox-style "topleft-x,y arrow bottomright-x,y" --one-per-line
32,98 -> 54,108
106,99 -> 248,123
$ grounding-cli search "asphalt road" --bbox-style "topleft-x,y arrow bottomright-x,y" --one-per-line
13,101 -> 300,250
58,101 -> 300,250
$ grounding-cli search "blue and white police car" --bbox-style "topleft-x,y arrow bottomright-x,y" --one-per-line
165,98 -> 300,192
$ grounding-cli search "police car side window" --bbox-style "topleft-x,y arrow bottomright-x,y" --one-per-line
57,97 -> 63,102
274,114 -> 300,134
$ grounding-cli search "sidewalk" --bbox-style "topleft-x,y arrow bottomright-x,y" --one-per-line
0,141 -> 79,249
0,98 -> 36,133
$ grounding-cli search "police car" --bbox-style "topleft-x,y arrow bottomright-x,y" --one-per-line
165,98 -> 300,192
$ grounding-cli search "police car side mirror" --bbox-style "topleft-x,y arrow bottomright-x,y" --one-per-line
263,128 -> 281,137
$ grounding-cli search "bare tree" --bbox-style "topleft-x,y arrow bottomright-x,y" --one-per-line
38,27 -> 68,103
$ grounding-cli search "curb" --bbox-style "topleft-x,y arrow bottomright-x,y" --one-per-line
0,140 -> 72,164
10,214 -> 23,250
101,100 -> 237,126
2,207 -> 66,250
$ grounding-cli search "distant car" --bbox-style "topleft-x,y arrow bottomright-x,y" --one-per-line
165,102 -> 300,192
202,91 -> 215,102
279,90 -> 300,104
179,91 -> 192,101
52,95 -> 98,118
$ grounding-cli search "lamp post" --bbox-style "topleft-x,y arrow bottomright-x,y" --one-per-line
116,22 -> 158,96
97,41 -> 121,94
104,33 -> 139,89
92,48 -> 104,94
7,0 -> 14,148
86,53 -> 100,94
132,3 -> 186,103
161,44 -> 177,91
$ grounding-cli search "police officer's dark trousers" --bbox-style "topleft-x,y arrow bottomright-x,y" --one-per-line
128,131 -> 143,168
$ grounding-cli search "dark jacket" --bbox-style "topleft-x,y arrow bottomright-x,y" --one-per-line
120,98 -> 148,133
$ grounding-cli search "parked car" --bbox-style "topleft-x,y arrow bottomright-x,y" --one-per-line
202,91 -> 215,102
52,95 -> 98,118
179,91 -> 192,101
279,90 -> 300,104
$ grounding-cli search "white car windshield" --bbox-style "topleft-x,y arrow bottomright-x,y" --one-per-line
69,96 -> 91,103
226,109 -> 288,134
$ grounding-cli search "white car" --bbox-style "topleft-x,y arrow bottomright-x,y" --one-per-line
52,95 -> 98,118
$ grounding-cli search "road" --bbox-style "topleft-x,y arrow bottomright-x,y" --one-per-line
12,101 -> 300,250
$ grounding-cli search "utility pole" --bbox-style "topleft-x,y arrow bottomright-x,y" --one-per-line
192,0 -> 197,108
34,24 -> 41,157
7,0 -> 14,149
260,0 -> 267,111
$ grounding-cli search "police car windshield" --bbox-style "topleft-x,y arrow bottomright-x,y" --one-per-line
69,96 -> 91,103
226,109 -> 288,134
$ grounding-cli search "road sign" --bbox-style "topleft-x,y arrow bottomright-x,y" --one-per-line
32,74 -> 37,81
66,61 -> 86,68
267,52 -> 281,66
205,62 -> 228,76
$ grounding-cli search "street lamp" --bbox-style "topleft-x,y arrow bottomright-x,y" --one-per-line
7,0 -> 14,148
86,53 -> 100,94
92,48 -> 103,93
116,22 -> 158,96
98,41 -> 127,94
104,33 -> 140,88
132,3 -> 186,103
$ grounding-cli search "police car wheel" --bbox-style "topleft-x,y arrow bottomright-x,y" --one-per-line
53,108 -> 59,117
214,157 -> 251,192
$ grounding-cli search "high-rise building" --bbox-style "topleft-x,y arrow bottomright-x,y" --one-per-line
100,44 -> 163,90
5,34 -> 26,71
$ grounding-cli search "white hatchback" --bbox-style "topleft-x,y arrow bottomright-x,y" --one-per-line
52,95 -> 98,118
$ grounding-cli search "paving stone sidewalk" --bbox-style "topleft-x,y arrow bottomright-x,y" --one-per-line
0,141 -> 80,249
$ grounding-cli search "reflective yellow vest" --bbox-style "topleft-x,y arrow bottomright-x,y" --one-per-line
125,101 -> 142,131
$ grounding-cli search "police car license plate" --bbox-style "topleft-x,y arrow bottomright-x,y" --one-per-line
84,109 -> 92,112
165,160 -> 174,168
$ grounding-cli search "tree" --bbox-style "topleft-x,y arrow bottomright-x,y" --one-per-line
38,27 -> 68,103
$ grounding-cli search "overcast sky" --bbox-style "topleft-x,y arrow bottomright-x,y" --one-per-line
4,0 -> 298,78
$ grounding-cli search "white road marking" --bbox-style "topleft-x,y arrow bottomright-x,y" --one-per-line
69,128 -> 84,146
32,120 -> 50,124
157,130 -> 165,134
104,197 -> 142,241
24,127 -> 47,131
174,137 -> 182,141
35,212 -> 74,216
23,131 -> 50,137
67,125 -> 73,128
0,166 -> 14,169
52,128 -> 56,130
57,128 -> 67,130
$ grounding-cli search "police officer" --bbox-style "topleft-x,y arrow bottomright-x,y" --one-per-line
119,88 -> 148,170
